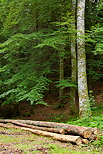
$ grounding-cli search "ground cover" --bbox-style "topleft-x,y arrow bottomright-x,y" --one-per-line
0,126 -> 103,154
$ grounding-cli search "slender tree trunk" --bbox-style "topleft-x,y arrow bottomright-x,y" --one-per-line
70,0 -> 77,115
59,52 -> 64,102
77,0 -> 91,117
59,1 -> 65,103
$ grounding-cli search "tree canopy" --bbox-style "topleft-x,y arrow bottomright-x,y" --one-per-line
0,0 -> 103,117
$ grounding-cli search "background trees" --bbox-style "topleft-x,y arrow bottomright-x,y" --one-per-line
0,0 -> 102,118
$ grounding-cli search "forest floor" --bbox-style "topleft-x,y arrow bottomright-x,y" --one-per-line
18,81 -> 103,122
0,82 -> 103,122
0,126 -> 103,154
0,82 -> 103,153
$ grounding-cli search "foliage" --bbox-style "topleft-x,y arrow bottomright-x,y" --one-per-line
0,0 -> 103,119
68,115 -> 103,129
68,108 -> 103,147
85,1 -> 103,82
87,58 -> 103,81
88,25 -> 103,55
56,79 -> 77,89
0,0 -> 68,105
0,32 -> 52,105
0,0 -> 74,106
86,8 -> 103,81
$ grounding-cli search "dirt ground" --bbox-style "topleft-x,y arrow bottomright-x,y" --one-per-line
0,126 -> 103,154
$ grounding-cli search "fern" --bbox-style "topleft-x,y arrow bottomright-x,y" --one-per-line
56,79 -> 77,89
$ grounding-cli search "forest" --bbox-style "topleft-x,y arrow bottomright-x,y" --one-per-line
0,0 -> 103,153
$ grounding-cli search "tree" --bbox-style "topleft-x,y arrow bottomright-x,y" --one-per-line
77,0 -> 91,117
0,0 -> 69,106
86,1 -> 103,83
0,0 -> 102,119
70,0 -> 77,115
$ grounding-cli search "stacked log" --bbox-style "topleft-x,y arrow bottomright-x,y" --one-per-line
0,119 -> 101,145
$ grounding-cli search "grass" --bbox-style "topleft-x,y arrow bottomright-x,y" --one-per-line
0,127 -> 103,154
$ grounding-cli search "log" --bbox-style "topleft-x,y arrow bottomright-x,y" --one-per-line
90,128 -> 102,135
15,120 -> 92,138
88,127 -> 102,140
0,120 -> 65,134
0,123 -> 22,130
2,119 -> 100,139
89,134 -> 99,140
82,139 -> 89,144
0,123 -> 82,145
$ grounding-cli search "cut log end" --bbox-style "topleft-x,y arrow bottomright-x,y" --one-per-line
83,129 -> 92,138
92,128 -> 102,135
82,139 -> 89,144
76,138 -> 82,145
89,134 -> 99,140
60,128 -> 66,135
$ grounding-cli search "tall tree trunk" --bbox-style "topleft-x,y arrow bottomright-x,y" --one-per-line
70,0 -> 77,115
59,52 -> 64,103
59,1 -> 65,103
77,0 -> 91,117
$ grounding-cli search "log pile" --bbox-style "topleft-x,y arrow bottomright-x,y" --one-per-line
0,119 -> 102,145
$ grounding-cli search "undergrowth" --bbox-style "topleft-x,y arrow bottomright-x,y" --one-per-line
68,105 -> 103,147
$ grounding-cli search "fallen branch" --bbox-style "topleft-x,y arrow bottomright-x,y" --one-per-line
0,123 -> 82,145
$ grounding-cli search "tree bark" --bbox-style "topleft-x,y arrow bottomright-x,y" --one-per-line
0,123 -> 82,145
89,134 -> 99,141
3,119 -> 92,138
70,0 -> 77,115
0,119 -> 65,134
77,0 -> 91,117
59,51 -> 64,103
0,119 -> 101,141
90,128 -> 102,135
